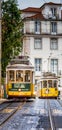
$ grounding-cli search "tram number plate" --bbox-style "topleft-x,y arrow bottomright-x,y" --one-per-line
45,89 -> 49,94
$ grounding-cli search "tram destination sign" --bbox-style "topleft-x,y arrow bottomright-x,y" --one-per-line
10,83 -> 31,91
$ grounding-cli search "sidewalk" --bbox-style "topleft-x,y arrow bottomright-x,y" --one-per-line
0,98 -> 7,104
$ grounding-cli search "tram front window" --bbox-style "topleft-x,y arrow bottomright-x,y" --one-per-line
25,71 -> 30,82
48,80 -> 52,87
54,80 -> 57,87
16,70 -> 23,81
43,80 -> 47,88
9,70 -> 14,81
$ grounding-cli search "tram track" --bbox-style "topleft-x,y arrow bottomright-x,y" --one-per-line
0,100 -> 14,111
47,99 -> 56,130
0,99 -> 62,129
47,99 -> 62,129
0,101 -> 26,127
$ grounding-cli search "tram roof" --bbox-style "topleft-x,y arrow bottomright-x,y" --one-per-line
37,76 -> 58,83
6,64 -> 34,71
6,56 -> 34,71
37,72 -> 58,83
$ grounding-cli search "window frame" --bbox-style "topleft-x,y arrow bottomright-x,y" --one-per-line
50,59 -> 58,75
50,38 -> 58,50
35,20 -> 41,34
35,58 -> 42,72
34,38 -> 42,49
51,22 -> 57,33
50,7 -> 57,17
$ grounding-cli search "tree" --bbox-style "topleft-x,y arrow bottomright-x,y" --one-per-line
2,0 -> 23,76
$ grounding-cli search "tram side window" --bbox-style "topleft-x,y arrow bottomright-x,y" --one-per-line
48,80 -> 52,87
54,80 -> 57,87
25,71 -> 30,82
43,80 -> 47,88
16,70 -> 23,81
9,71 -> 14,81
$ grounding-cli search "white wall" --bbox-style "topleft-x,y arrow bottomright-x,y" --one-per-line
26,36 -> 62,79
22,4 -> 62,81
57,21 -> 62,34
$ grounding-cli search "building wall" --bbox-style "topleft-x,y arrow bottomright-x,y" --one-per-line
22,3 -> 62,85
57,21 -> 62,34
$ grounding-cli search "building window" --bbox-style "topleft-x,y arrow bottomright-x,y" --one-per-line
51,8 -> 57,17
51,22 -> 57,33
35,58 -> 42,71
35,21 -> 41,34
50,38 -> 58,50
34,38 -> 42,49
51,59 -> 58,75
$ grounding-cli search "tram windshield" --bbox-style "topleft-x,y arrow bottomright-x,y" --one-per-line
9,70 -> 15,81
25,71 -> 30,82
48,80 -> 52,87
42,80 -> 57,88
16,70 -> 23,81
43,80 -> 47,88
54,80 -> 57,88
7,70 -> 32,83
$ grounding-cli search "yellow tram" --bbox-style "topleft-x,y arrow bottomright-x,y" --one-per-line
37,72 -> 58,98
6,56 -> 36,99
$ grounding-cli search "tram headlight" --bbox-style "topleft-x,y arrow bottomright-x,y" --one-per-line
18,88 -> 21,92
34,92 -> 36,95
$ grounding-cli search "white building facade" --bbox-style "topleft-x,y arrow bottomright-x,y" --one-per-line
21,2 -> 62,85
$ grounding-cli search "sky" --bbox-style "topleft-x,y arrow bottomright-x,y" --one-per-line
17,0 -> 61,9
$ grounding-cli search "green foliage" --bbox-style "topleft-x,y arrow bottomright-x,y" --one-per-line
2,0 -> 23,76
